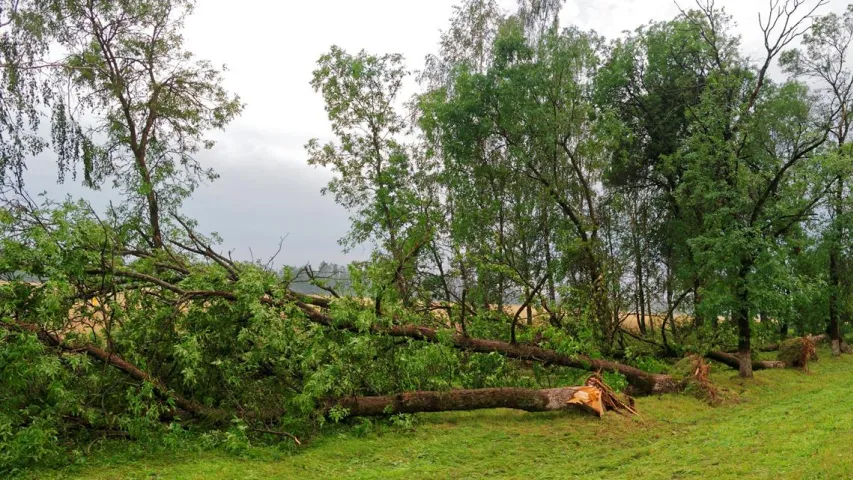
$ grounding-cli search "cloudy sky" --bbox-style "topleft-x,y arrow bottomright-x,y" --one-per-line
21,0 -> 845,267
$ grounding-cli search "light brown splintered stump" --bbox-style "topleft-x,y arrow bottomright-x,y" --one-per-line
331,386 -> 612,417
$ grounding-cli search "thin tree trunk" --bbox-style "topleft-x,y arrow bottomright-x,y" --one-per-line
634,232 -> 647,335
647,293 -> 655,334
630,196 -> 648,335
146,190 -> 163,249
829,179 -> 843,356
459,287 -> 468,336
734,260 -> 753,378
693,277 -> 705,329
544,208 -> 556,303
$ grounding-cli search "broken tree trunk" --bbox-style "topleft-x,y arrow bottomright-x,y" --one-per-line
331,386 -> 606,417
330,375 -> 636,418
297,302 -> 679,396
706,350 -> 786,371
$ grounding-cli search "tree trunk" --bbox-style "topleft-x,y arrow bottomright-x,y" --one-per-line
706,351 -> 786,370
647,294 -> 655,334
147,190 -> 164,249
459,287 -> 468,335
693,277 -> 705,329
631,204 -> 647,335
734,260 -> 753,378
544,209 -> 557,304
636,245 -> 647,335
828,182 -> 842,356
329,386 -> 609,417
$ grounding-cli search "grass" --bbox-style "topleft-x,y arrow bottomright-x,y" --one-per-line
33,349 -> 853,479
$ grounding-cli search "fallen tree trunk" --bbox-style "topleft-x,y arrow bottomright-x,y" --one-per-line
332,386 -> 608,417
706,351 -> 786,371
330,375 -> 636,418
296,302 -> 680,396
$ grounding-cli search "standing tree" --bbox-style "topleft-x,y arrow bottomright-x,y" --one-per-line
781,4 -> 853,355
308,47 -> 437,312
421,13 -> 616,344
54,0 -> 242,249
595,15 -> 719,339
675,0 -> 828,377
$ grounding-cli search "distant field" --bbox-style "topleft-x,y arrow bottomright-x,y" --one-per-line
33,349 -> 853,480
0,280 -> 700,335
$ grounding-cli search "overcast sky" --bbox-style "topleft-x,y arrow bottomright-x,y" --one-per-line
21,0 -> 847,267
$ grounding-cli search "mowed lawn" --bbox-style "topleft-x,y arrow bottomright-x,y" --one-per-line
39,351 -> 853,480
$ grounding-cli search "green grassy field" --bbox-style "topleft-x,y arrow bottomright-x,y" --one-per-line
36,350 -> 853,479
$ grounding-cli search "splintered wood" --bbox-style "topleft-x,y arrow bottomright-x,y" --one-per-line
565,386 -> 605,416
577,373 -> 638,417
686,355 -> 719,404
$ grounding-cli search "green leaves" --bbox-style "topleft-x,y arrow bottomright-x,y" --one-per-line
308,47 -> 437,307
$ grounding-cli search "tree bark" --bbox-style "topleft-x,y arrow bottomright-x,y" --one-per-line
543,208 -> 557,304
693,277 -> 705,329
631,199 -> 647,335
329,385 -> 609,417
734,260 -> 754,378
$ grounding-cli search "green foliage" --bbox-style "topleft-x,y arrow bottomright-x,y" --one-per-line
29,348 -> 853,480
5,0 -> 853,475
307,46 -> 438,308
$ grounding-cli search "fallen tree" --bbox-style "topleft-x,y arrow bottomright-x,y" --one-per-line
297,302 -> 681,396
4,319 -> 309,443
330,375 -> 636,418
6,317 -> 634,441
8,319 -> 229,422
706,350 -> 786,371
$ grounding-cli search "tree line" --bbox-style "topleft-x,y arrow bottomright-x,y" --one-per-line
309,0 -> 853,376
